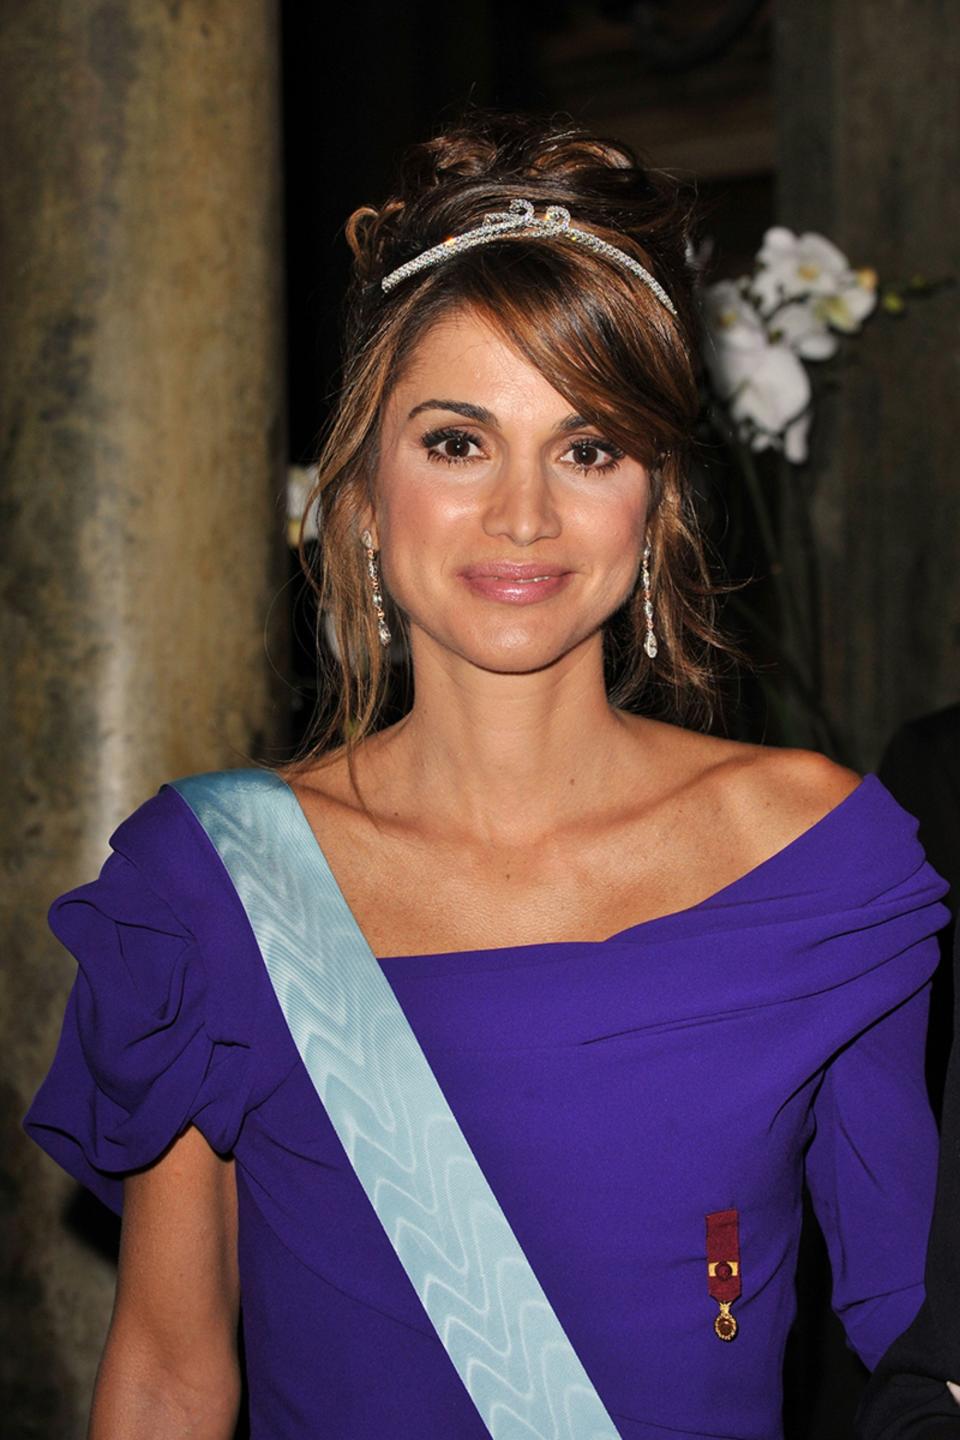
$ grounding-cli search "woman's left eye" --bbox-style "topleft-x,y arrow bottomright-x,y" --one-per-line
563,439 -> 625,475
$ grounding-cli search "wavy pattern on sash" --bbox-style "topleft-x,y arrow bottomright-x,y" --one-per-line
171,770 -> 622,1440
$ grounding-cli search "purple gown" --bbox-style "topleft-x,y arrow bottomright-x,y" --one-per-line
23,772 -> 951,1439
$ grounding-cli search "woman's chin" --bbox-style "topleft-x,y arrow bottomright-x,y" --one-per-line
415,622 -> 599,676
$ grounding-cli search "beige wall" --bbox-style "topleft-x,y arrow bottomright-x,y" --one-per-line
1,3 -> 287,1432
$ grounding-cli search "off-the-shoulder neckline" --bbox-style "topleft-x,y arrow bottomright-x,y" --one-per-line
267,768 -> 879,966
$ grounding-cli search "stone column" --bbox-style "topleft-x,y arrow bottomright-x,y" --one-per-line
774,0 -> 960,769
0,3 -> 286,1433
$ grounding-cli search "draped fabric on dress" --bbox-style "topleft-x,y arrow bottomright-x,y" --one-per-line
23,773 -> 951,1440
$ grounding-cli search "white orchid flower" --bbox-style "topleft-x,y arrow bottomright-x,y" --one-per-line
771,299 -> 840,360
703,280 -> 812,455
751,228 -> 878,332
699,230 -> 880,467
783,410 -> 812,464
752,227 -> 850,311
702,278 -> 765,346
819,272 -> 878,332
729,346 -> 811,449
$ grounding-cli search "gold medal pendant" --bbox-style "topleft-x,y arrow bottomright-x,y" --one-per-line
706,1209 -> 742,1343
714,1302 -> 738,1342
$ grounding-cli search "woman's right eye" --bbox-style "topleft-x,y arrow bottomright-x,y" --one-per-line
420,426 -> 485,466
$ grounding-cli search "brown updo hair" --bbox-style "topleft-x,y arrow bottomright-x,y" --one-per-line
289,107 -> 732,781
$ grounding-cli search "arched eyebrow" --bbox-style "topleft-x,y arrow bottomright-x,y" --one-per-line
406,399 -> 592,435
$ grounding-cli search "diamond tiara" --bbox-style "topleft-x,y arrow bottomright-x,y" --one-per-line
379,196 -> 678,318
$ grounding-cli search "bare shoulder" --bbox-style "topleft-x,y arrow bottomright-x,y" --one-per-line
712,742 -> 864,858
630,718 -> 861,810
630,718 -> 864,860
738,743 -> 862,809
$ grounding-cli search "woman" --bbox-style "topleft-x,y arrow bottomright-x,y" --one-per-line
23,109 -> 951,1440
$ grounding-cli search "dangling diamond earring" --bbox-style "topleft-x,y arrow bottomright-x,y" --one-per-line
641,540 -> 658,659
360,529 -> 391,648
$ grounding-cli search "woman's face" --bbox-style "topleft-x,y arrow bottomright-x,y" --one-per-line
367,306 -> 652,676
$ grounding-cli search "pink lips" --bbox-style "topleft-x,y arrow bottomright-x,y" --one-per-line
459,562 -> 573,605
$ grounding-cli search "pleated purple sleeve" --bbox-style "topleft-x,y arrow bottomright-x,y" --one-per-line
22,844 -> 254,1216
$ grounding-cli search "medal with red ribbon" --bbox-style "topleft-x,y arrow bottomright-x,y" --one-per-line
706,1209 -> 741,1341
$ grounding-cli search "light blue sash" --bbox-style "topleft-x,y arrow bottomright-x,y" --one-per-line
170,769 -> 622,1440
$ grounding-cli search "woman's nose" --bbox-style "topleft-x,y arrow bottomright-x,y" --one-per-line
480,459 -> 562,547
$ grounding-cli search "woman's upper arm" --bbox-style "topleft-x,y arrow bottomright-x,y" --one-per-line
117,1123 -> 240,1350
90,1124 -> 240,1437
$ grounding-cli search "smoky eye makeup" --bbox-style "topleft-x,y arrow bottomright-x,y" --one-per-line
417,424 -> 627,476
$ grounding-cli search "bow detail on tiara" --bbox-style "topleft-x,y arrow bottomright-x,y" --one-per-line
479,198 -> 572,231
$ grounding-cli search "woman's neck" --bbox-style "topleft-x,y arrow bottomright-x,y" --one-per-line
366,642 -> 646,848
